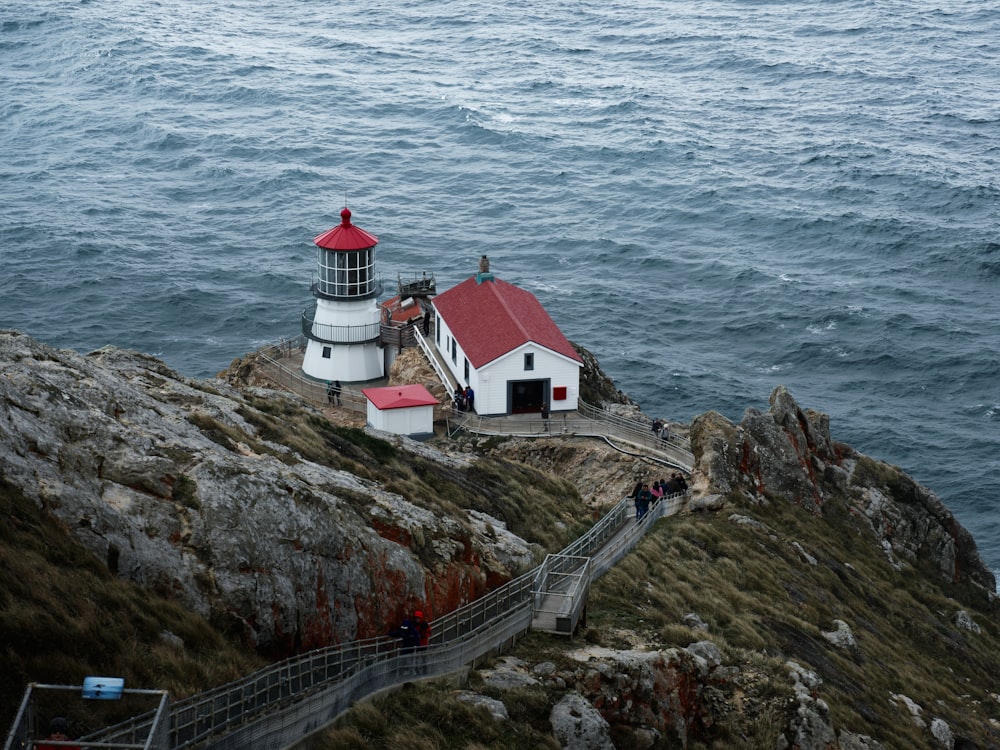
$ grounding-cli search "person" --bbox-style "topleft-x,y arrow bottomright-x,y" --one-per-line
651,417 -> 663,436
331,380 -> 342,406
38,717 -> 80,750
454,387 -> 465,412
636,484 -> 653,522
389,613 -> 421,674
464,385 -> 475,413
651,479 -> 665,504
413,609 -> 431,673
674,472 -> 688,492
326,380 -> 335,405
541,401 -> 550,431
414,609 -> 431,647
630,479 -> 644,513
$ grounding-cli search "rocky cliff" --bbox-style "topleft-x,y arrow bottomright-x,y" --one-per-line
688,387 -> 995,593
0,330 -> 554,656
3,329 -> 999,748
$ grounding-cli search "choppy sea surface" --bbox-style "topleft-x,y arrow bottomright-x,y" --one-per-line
2,0 -> 998,581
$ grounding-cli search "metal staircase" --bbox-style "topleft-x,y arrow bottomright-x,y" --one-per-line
3,492 -> 688,750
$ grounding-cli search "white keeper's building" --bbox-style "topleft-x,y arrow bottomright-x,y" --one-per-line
431,259 -> 582,416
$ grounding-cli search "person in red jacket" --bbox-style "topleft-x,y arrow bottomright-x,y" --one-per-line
414,610 -> 430,647
38,717 -> 80,750
414,609 -> 431,674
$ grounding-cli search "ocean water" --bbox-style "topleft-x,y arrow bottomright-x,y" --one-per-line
2,0 -> 998,582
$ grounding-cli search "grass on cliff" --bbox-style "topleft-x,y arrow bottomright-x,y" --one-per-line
235,393 -> 588,553
586,497 -> 1000,747
303,679 -> 560,750
0,479 -> 265,734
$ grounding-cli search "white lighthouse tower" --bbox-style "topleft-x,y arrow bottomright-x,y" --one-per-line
301,207 -> 385,383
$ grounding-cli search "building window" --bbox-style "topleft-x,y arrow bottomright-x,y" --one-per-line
451,339 -> 457,363
524,353 -> 534,371
464,358 -> 469,381
322,346 -> 332,359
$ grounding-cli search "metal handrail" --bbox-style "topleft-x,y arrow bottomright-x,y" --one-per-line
310,278 -> 385,301
411,326 -> 457,398
253,342 -> 368,415
5,483 -> 690,750
578,400 -> 692,452
155,483 -> 689,749
453,409 -> 695,471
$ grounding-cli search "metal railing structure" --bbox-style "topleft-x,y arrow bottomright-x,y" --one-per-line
3,684 -> 170,750
309,278 -> 385,302
252,338 -> 368,416
531,554 -> 593,634
527,489 -> 689,636
300,310 -> 382,345
451,409 -> 694,473
4,484 -> 690,750
577,401 -> 690,454
410,327 -> 457,399
396,272 -> 436,298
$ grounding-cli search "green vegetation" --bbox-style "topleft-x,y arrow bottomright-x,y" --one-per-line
583,498 -> 1000,746
0,479 -> 264,733
303,679 -> 560,750
304,490 -> 1000,748
234,393 -> 586,551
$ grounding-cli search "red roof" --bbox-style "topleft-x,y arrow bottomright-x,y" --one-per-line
313,208 -> 379,251
432,277 -> 582,368
362,384 -> 440,410
381,295 -> 425,325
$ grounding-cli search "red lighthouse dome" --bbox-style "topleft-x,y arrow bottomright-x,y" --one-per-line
313,208 -> 379,251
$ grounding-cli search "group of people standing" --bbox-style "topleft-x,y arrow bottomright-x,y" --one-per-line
651,417 -> 672,442
389,608 -> 432,674
631,473 -> 689,522
453,385 -> 475,412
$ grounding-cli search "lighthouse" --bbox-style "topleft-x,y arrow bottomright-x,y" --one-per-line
301,207 -> 385,383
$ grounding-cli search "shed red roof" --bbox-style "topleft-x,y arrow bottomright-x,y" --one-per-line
313,208 -> 379,251
362,384 -> 439,410
432,277 -> 582,368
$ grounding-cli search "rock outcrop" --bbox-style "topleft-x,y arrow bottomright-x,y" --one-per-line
0,331 -> 533,653
690,385 -> 996,593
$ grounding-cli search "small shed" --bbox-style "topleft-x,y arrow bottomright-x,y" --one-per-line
361,384 -> 439,440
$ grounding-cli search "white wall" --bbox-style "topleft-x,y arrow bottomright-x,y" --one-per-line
480,344 -> 580,415
303,297 -> 385,382
434,315 -> 579,415
367,403 -> 435,437
434,314 -> 479,397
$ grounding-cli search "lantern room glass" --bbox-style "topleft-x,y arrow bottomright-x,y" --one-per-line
317,247 -> 375,298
